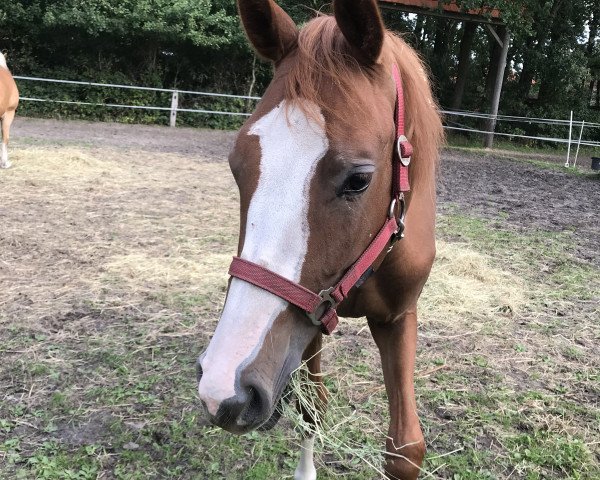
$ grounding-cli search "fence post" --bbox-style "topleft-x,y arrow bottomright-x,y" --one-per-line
564,110 -> 573,167
573,120 -> 585,168
170,91 -> 178,128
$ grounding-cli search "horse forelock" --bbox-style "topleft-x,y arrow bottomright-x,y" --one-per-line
281,15 -> 443,188
283,17 -> 374,131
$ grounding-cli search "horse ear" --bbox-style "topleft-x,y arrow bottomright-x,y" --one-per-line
237,0 -> 298,63
333,0 -> 385,64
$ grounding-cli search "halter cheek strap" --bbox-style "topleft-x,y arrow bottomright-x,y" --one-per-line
392,64 -> 412,194
228,64 -> 412,335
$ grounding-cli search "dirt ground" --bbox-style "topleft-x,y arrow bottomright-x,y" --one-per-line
12,117 -> 235,160
1,117 -> 599,479
438,150 -> 600,266
14,117 -> 600,267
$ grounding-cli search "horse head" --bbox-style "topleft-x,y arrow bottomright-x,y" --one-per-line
197,0 -> 441,441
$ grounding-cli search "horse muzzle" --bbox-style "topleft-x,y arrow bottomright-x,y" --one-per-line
196,354 -> 275,434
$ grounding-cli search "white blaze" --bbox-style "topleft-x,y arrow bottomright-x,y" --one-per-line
0,52 -> 7,70
198,101 -> 328,416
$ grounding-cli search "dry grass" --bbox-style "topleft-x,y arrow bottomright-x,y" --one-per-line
1,142 -> 598,479
423,240 -> 526,323
1,146 -> 523,333
0,146 -> 237,327
0,144 -> 589,347
8,147 -> 127,181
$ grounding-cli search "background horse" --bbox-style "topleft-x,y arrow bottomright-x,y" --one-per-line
0,51 -> 19,169
197,0 -> 443,479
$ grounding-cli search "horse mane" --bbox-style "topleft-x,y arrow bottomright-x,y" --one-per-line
283,16 -> 443,188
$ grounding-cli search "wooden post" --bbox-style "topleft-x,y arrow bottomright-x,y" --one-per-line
170,91 -> 178,128
484,26 -> 510,148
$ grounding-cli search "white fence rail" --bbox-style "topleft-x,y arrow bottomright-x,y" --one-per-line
14,75 -> 258,124
13,75 -> 600,164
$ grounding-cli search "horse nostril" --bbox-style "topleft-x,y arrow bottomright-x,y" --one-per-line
196,356 -> 204,383
203,384 -> 269,433
240,386 -> 263,425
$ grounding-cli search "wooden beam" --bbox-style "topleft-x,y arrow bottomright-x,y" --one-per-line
378,1 -> 504,25
486,23 -> 504,47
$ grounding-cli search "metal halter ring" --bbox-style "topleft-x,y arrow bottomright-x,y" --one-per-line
305,287 -> 338,326
388,193 -> 405,221
396,135 -> 411,167
388,194 -> 406,251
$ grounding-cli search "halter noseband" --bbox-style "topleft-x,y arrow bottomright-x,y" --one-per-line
228,64 -> 412,335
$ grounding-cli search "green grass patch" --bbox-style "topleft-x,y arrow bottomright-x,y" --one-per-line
436,212 -> 599,301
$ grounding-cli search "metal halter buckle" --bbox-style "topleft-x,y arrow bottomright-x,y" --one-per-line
305,287 -> 337,326
388,194 -> 406,252
396,135 -> 411,167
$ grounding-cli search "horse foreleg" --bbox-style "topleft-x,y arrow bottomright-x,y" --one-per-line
294,333 -> 326,480
369,311 -> 424,480
295,436 -> 317,480
1,109 -> 15,169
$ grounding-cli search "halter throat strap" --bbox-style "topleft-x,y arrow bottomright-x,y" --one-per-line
228,64 -> 412,335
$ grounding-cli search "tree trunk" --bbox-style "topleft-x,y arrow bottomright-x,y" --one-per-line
432,17 -> 447,63
413,15 -> 424,49
485,29 -> 502,104
431,17 -> 453,103
537,1 -> 568,106
451,22 -> 477,110
517,37 -> 536,99
587,8 -> 598,57
587,4 -> 599,108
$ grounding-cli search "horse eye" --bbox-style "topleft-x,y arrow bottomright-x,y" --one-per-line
342,172 -> 372,196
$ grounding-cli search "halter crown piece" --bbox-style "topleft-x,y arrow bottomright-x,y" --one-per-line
228,64 -> 412,335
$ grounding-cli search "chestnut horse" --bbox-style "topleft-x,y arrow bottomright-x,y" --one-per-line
197,0 -> 443,478
0,51 -> 19,169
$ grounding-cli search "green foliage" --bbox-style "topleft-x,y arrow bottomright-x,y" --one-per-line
1,0 -> 599,137
0,0 -> 264,128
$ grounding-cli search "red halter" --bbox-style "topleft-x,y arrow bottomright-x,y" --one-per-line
228,64 -> 412,335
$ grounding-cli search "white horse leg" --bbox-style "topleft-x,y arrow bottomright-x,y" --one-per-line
0,143 -> 9,169
0,117 -> 5,168
1,111 -> 14,169
294,436 -> 317,480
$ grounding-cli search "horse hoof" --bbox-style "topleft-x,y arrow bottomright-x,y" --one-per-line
0,161 -> 11,169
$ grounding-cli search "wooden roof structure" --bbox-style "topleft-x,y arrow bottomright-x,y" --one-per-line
378,0 -> 508,147
379,1 -> 503,24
